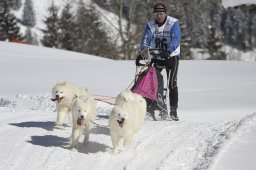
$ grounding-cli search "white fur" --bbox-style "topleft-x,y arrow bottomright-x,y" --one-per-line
51,81 -> 89,126
69,95 -> 96,150
115,91 -> 134,105
109,91 -> 146,155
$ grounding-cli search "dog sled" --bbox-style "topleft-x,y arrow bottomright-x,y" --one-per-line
131,48 -> 168,121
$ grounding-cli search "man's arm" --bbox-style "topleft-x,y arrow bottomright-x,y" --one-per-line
140,24 -> 153,50
168,20 -> 181,54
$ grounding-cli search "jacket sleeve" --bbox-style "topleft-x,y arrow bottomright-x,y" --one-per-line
168,20 -> 181,54
140,23 -> 153,51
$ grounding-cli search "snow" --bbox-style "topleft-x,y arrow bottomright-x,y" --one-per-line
0,41 -> 256,170
191,46 -> 256,61
222,0 -> 256,8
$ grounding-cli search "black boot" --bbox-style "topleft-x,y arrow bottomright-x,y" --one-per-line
170,107 -> 179,121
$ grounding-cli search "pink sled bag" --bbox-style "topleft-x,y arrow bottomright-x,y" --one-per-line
131,66 -> 158,102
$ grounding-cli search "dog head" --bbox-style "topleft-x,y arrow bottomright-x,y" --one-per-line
115,91 -> 134,105
51,82 -> 73,103
112,106 -> 128,128
72,96 -> 91,126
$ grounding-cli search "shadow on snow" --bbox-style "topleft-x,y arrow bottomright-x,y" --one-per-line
9,121 -> 69,131
27,135 -> 109,154
10,120 -> 110,154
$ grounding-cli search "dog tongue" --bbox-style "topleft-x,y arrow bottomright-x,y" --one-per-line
51,97 -> 63,103
77,118 -> 84,126
117,120 -> 124,128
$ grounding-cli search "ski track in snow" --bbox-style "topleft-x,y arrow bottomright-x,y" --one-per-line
0,94 -> 256,170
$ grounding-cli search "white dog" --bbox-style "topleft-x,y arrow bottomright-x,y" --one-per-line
69,95 -> 96,150
51,81 -> 89,126
109,91 -> 146,155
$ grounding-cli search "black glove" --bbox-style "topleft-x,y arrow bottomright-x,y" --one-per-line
150,58 -> 167,67
160,51 -> 170,59
135,54 -> 145,66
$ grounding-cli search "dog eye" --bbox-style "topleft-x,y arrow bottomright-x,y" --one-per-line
118,114 -> 120,116
78,109 -> 81,112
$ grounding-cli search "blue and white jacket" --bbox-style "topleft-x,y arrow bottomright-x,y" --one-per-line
140,16 -> 181,57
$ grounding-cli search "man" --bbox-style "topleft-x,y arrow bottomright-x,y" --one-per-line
140,2 -> 181,121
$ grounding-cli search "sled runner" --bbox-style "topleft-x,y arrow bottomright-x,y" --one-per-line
131,48 -> 168,121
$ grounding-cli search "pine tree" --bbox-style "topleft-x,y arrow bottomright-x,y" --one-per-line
74,0 -> 92,53
12,0 -> 22,10
74,0 -> 116,58
223,8 -> 251,50
0,0 -> 22,41
169,0 -> 192,59
59,2 -> 75,51
41,2 -> 60,48
1,0 -> 21,10
22,0 -> 36,27
251,14 -> 256,48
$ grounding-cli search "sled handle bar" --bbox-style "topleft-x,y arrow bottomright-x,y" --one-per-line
135,55 -> 145,66
135,48 -> 168,66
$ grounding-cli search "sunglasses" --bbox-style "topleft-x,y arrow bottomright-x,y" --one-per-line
154,12 -> 165,16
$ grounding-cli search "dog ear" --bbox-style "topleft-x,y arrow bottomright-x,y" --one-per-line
121,91 -> 129,101
124,91 -> 134,102
82,88 -> 89,94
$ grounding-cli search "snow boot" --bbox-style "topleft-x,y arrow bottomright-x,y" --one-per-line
170,106 -> 179,121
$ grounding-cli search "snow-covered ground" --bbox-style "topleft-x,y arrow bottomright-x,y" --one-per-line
0,42 -> 256,170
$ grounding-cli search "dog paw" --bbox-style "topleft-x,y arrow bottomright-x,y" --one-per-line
71,148 -> 78,152
111,148 -> 120,155
69,147 -> 78,152
106,148 -> 119,155
55,122 -> 62,126
111,151 -> 118,155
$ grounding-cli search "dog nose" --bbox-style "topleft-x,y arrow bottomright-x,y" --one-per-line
80,115 -> 84,119
121,118 -> 125,121
56,95 -> 59,98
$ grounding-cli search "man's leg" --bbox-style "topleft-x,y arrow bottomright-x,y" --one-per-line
166,56 -> 179,121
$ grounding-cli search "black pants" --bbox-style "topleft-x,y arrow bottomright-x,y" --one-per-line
166,56 -> 179,108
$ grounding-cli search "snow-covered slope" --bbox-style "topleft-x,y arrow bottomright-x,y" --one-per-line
1,42 -> 256,169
